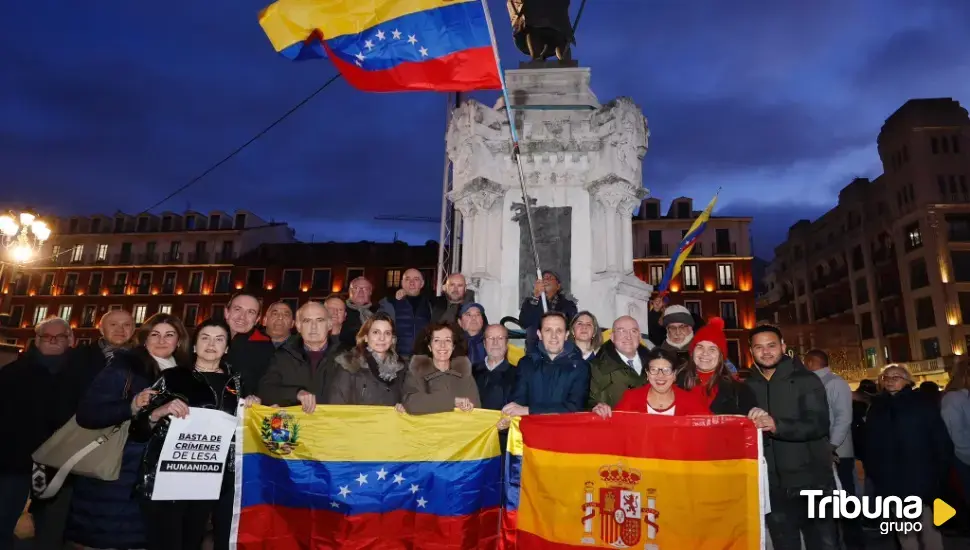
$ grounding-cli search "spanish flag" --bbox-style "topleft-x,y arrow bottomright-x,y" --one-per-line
258,0 -> 501,92
234,405 -> 504,548
504,413 -> 764,549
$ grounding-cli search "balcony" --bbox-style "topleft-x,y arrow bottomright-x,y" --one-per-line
163,252 -> 182,264
108,284 -> 127,295
135,284 -> 152,295
214,282 -> 233,294
137,253 -> 159,264
161,283 -> 176,295
63,284 -> 77,296
713,242 -> 737,256
882,321 -> 907,336
113,253 -> 134,265
214,251 -> 236,264
37,285 -> 53,296
189,252 -> 210,264
643,244 -> 669,258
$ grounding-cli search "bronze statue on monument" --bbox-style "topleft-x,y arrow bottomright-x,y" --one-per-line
507,0 -> 578,66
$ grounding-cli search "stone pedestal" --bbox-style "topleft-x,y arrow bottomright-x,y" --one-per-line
446,67 -> 654,330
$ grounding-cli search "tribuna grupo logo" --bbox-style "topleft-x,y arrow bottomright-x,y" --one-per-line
801,490 -> 923,535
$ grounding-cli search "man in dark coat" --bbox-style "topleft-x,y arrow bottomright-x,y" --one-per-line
0,318 -> 75,549
519,271 -> 578,354
258,302 -> 341,412
745,325 -> 839,550
225,292 -> 276,397
503,312 -> 589,417
379,268 -> 434,359
588,316 -> 652,408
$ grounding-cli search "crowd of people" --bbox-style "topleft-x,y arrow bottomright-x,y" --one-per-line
1,267 -> 969,550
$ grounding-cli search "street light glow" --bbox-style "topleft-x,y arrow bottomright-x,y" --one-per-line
11,244 -> 33,263
31,221 -> 50,241
0,216 -> 17,236
18,212 -> 35,227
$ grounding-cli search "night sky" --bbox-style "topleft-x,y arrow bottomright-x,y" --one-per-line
3,0 -> 968,259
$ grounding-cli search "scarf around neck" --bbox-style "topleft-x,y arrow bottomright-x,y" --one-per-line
152,354 -> 178,371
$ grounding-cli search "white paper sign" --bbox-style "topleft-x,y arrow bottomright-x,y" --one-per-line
151,407 -> 237,501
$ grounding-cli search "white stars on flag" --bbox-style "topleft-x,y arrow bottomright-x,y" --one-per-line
416,497 -> 428,508
354,28 -> 428,68
409,483 -> 420,494
355,473 -> 368,486
338,485 -> 351,498
393,473 -> 405,485
330,468 -> 429,513
376,467 -> 388,481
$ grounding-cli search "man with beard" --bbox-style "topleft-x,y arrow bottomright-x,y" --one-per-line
745,325 -> 838,550
225,292 -> 276,397
658,305 -> 694,369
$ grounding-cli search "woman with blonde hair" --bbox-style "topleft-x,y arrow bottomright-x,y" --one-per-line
327,312 -> 407,406
568,311 -> 602,361
943,359 -> 970,511
865,364 -> 952,550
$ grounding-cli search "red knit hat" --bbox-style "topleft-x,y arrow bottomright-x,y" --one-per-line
689,317 -> 728,359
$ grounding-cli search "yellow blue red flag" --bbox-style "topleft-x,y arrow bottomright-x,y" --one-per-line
657,190 -> 719,292
258,0 -> 502,92
503,413 -> 764,549
233,405 -> 503,548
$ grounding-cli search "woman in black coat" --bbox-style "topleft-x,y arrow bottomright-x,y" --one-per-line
131,318 -> 259,550
865,364 -> 952,548
67,313 -> 191,550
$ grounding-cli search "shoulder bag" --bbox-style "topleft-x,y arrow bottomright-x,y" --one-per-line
31,368 -> 134,498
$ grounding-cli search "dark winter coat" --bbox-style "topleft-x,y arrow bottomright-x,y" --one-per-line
519,291 -> 578,354
257,336 -> 342,407
66,350 -> 154,550
379,294 -> 434,357
744,357 -> 833,491
588,341 -> 651,408
864,387 -> 953,501
402,355 -> 481,415
340,301 -> 379,348
0,347 -> 76,476
511,341 -> 590,414
327,348 -> 406,406
675,369 -> 759,416
473,358 -> 517,412
228,327 -> 276,397
130,362 -> 240,499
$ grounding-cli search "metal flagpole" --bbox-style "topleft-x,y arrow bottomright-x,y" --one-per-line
479,0 -> 549,313
435,93 -> 454,295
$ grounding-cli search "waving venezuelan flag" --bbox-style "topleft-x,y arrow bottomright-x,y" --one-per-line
657,190 -> 719,293
258,0 -> 501,92
234,405 -> 503,549
504,413 -> 765,550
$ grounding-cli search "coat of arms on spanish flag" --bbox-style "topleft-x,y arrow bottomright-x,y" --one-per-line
504,413 -> 766,550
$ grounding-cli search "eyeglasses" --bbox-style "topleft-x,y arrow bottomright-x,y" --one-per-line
38,333 -> 69,343
881,374 -> 907,382
648,367 -> 674,376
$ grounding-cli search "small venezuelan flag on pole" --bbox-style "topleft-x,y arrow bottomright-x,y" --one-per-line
657,189 -> 720,294
258,0 -> 502,92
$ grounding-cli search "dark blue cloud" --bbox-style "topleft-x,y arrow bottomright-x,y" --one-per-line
1,0 -> 967,260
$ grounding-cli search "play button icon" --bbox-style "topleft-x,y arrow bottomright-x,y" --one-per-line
934,498 -> 956,527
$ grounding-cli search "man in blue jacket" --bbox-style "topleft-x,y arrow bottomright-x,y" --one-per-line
502,312 -> 590,417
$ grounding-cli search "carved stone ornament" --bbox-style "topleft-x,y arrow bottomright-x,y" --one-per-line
448,178 -> 507,218
586,175 -> 648,215
590,97 -> 650,183
446,102 -> 508,187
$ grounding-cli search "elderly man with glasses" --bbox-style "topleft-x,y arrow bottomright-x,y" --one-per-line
0,317 -> 76,549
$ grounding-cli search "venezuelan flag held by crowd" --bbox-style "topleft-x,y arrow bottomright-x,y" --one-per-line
233,405 -> 504,549
258,0 -> 502,92
504,413 -> 764,550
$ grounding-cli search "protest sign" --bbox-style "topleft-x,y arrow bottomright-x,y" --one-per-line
152,407 -> 237,501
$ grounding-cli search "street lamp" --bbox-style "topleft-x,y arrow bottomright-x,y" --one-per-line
0,210 -> 51,266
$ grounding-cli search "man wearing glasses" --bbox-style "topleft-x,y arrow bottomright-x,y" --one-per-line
0,317 -> 74,549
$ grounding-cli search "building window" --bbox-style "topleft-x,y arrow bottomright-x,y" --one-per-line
39,273 -> 54,295
386,269 -> 402,288
682,264 -> 699,290
347,268 -> 366,288
183,304 -> 199,327
215,271 -> 232,294
63,273 -> 79,295
209,215 -> 221,230
683,300 -> 701,318
281,270 -> 302,293
921,337 -> 941,359
57,305 -> 72,321
952,251 -> 970,282
161,271 -> 176,294
311,269 -> 332,292
133,305 -> 147,325
51,245 -> 61,260
246,269 -> 266,290
188,271 -> 204,294
717,263 -> 735,290
161,216 -> 172,231
89,272 -> 103,295
81,305 -> 96,327
137,272 -> 152,294
720,301 -> 738,329
726,340 -> 741,367
854,277 -> 869,305
860,312 -> 874,340
904,222 -> 922,251
648,265 -> 664,287
931,136 -> 939,154
32,305 -> 49,326
71,245 -> 85,263
96,244 -> 108,262
158,304 -> 172,315
234,213 -> 246,229
676,202 -> 690,219
212,304 -> 225,321
915,297 -> 935,330
909,259 -> 929,289
8,305 -> 23,328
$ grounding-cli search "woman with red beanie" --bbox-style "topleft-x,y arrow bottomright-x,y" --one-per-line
675,317 -> 761,416
592,347 -> 709,417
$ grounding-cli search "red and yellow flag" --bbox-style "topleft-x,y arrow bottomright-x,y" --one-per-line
503,413 -> 764,549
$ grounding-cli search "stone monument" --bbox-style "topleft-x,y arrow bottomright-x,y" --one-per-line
445,66 -> 654,331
